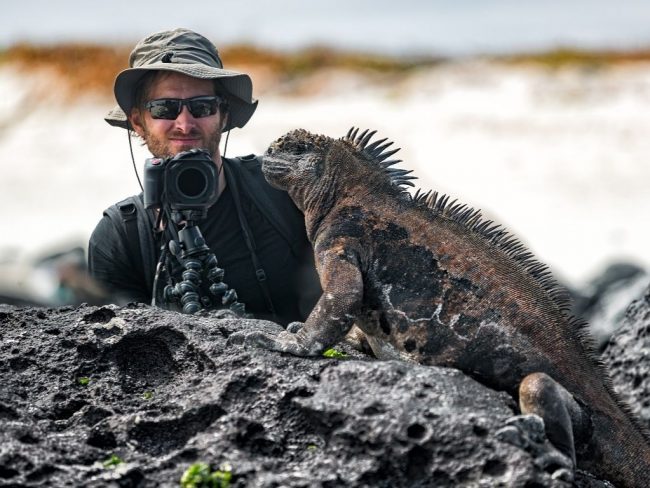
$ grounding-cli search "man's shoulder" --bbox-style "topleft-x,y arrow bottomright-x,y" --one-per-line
235,153 -> 260,164
92,193 -> 146,242
225,155 -> 292,202
225,154 -> 280,194
105,193 -> 144,212
101,193 -> 145,224
225,154 -> 263,173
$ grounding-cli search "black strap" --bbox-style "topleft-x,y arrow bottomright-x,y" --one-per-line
108,195 -> 159,295
226,164 -> 278,320
115,200 -> 141,274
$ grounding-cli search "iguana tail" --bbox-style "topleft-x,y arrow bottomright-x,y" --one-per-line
583,405 -> 650,488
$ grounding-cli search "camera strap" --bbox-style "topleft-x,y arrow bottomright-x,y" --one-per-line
226,166 -> 278,321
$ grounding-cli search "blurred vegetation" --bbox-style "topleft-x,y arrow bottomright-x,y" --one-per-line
3,42 -> 650,100
503,47 -> 650,70
2,43 -> 129,97
224,44 -> 436,74
0,42 -> 440,99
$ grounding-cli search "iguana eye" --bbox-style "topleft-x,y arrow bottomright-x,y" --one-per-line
314,159 -> 324,177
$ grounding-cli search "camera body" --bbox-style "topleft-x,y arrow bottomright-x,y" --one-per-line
143,149 -> 218,215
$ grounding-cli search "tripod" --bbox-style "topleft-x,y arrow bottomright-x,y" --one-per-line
159,211 -> 246,315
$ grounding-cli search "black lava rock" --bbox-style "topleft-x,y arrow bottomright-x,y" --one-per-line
602,283 -> 650,429
0,304 -> 613,487
571,262 -> 649,350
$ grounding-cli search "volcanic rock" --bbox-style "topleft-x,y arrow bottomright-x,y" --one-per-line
571,262 -> 649,350
0,304 -> 614,487
602,283 -> 650,429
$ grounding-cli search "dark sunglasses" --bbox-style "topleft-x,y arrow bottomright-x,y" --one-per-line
144,95 -> 227,120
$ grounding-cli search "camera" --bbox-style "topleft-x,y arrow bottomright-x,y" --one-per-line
143,149 -> 218,216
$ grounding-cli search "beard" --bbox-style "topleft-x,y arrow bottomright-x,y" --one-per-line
141,123 -> 222,160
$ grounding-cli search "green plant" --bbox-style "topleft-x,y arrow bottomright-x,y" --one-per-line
102,454 -> 124,468
77,376 -> 90,386
322,348 -> 347,359
180,462 -> 232,488
142,391 -> 154,400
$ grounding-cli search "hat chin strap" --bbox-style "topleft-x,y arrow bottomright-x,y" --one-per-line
127,127 -> 145,192
222,129 -> 230,158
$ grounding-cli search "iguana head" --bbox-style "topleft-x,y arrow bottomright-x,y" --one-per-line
263,127 -> 414,213
263,129 -> 330,197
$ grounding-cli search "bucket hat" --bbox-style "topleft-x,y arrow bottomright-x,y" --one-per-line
104,28 -> 257,132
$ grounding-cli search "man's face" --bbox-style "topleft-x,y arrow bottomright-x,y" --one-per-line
129,72 -> 227,160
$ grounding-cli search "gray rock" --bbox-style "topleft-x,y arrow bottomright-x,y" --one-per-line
602,284 -> 650,429
571,262 -> 650,350
0,304 -> 607,487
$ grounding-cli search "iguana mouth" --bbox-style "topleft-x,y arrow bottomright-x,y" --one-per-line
261,154 -> 292,190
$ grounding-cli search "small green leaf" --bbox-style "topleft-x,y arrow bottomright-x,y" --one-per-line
323,348 -> 347,359
102,454 -> 123,468
211,462 -> 232,487
180,462 -> 210,488
180,462 -> 232,488
307,444 -> 317,451
142,391 -> 153,400
77,376 -> 90,386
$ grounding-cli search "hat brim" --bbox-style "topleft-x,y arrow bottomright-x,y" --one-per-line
105,63 -> 258,132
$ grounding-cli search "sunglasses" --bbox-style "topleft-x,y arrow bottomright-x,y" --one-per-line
144,95 -> 227,120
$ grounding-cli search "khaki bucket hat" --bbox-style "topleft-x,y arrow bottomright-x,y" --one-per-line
105,28 -> 257,132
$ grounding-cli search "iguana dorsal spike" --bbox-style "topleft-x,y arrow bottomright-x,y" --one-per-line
373,141 -> 395,155
364,138 -> 389,154
412,189 -> 434,205
354,129 -> 371,146
358,130 -> 377,148
388,168 -> 414,177
375,147 -> 401,162
395,179 -> 416,187
379,159 -> 403,168
346,127 -> 359,141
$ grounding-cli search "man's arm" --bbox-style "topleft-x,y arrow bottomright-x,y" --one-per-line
87,215 -> 151,305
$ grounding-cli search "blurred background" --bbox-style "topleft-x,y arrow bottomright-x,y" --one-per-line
1,0 -> 649,327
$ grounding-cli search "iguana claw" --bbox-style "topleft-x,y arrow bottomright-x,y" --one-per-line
286,321 -> 305,333
227,329 -> 312,356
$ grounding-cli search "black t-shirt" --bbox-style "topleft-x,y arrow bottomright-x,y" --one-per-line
189,184 -> 313,323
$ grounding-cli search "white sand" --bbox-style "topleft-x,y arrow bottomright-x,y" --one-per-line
1,61 -> 649,298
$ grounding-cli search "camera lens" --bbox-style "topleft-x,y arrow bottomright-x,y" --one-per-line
177,167 -> 207,198
164,150 -> 218,213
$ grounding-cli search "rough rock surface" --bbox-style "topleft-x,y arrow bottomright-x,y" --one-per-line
602,283 -> 650,429
0,304 -> 614,487
571,262 -> 650,350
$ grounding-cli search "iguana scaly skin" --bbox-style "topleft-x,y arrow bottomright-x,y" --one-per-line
230,128 -> 650,487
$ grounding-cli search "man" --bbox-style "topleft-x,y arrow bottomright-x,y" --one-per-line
88,28 -> 321,324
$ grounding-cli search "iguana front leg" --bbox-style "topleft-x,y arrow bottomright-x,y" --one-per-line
228,244 -> 363,356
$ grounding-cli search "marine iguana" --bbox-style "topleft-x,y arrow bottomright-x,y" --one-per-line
229,127 -> 650,487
